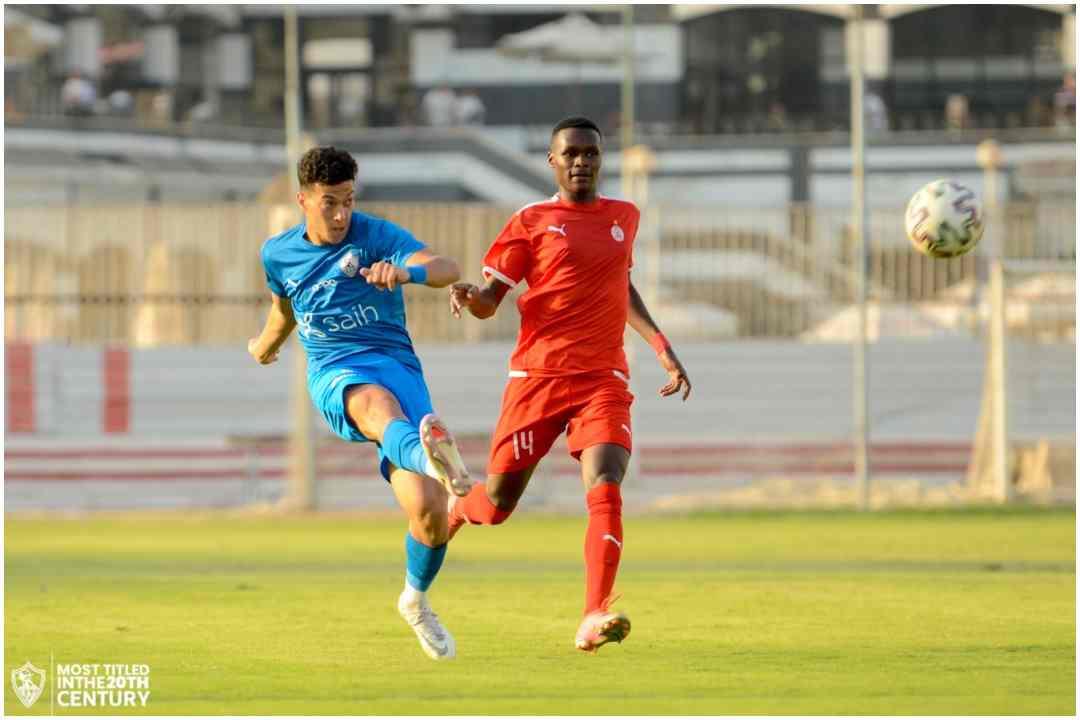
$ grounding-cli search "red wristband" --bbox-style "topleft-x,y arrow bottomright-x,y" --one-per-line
649,332 -> 671,355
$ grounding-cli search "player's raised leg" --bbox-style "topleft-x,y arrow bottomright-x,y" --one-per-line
447,379 -> 564,538
345,384 -> 471,497
446,466 -> 536,539
575,443 -> 631,652
388,465 -> 457,660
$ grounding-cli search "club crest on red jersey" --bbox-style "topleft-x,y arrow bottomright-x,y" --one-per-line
611,222 -> 624,242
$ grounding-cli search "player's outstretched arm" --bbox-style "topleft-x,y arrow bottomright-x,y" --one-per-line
449,276 -> 509,320
247,293 -> 296,365
359,249 -> 460,291
627,279 -> 692,401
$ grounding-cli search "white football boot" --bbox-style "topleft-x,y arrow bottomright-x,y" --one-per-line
419,413 -> 473,497
398,589 -> 457,660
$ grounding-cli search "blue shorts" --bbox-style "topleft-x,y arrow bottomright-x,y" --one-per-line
308,352 -> 434,481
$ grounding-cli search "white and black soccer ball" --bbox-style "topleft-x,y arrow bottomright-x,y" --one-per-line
904,179 -> 985,259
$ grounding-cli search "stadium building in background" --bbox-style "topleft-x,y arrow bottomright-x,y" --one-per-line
6,4 -> 1075,132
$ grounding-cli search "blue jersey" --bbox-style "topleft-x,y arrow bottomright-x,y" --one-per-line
261,211 -> 425,374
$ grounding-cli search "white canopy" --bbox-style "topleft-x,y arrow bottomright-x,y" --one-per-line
497,13 -> 637,65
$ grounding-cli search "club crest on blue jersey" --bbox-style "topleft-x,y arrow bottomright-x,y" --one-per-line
339,251 -> 359,277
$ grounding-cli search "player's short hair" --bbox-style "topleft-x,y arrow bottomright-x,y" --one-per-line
297,146 -> 357,188
551,116 -> 603,140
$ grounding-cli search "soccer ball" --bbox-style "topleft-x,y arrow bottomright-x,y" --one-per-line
904,179 -> 984,258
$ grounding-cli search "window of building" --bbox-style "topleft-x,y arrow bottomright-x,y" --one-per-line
683,8 -> 843,133
890,5 -> 1065,128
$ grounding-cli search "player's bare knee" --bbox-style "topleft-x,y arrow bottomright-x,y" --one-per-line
486,468 -> 531,516
412,524 -> 449,547
411,498 -> 449,545
585,472 -> 623,490
424,523 -> 450,546
486,486 -> 521,518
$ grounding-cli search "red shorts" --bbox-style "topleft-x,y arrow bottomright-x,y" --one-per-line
488,371 -> 635,474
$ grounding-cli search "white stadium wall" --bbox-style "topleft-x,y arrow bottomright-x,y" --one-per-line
7,341 -> 1073,441
5,339 -> 1073,511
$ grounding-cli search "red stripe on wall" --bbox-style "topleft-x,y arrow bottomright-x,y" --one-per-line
6,469 -> 288,482
103,347 -> 130,433
6,343 -> 35,433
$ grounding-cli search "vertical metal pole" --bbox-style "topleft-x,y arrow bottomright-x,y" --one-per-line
984,164 -> 1011,503
285,7 -> 316,510
850,7 -> 871,510
620,4 -> 642,490
988,259 -> 1010,503
620,4 -> 635,174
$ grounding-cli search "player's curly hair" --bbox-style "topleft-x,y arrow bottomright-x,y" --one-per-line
297,146 -> 357,188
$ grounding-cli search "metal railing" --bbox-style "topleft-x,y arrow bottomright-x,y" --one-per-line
7,112 -> 1075,150
5,200 -> 1074,346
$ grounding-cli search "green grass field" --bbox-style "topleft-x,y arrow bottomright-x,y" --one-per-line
5,507 -> 1075,715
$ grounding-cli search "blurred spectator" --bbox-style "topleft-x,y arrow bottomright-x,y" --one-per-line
1025,95 -> 1048,127
455,88 -> 486,126
865,91 -> 889,133
107,89 -> 134,117
149,91 -> 174,126
766,100 -> 788,132
684,77 -> 706,134
397,88 -> 421,127
61,71 -> 96,117
420,84 -> 457,127
945,93 -> 971,131
5,95 -> 24,123
1053,70 -> 1075,128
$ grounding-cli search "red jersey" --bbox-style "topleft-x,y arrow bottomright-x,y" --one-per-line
482,194 -> 639,377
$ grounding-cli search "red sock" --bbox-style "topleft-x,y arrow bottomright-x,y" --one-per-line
584,482 -> 623,615
448,483 -> 512,539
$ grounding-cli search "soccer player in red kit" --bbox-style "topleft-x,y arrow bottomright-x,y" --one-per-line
448,116 -> 692,652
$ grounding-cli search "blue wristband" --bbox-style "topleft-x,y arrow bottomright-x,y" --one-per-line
407,265 -> 428,285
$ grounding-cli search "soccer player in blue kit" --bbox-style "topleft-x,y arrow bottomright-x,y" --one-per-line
248,146 -> 472,660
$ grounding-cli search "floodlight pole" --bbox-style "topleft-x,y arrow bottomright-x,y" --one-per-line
284,6 -> 317,511
977,140 -> 1010,503
620,4 -> 634,159
850,6 -> 871,510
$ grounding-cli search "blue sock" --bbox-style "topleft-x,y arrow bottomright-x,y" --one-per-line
381,419 -> 429,476
405,532 -> 447,592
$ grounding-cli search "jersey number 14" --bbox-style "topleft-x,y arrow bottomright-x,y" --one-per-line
512,431 -> 534,460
